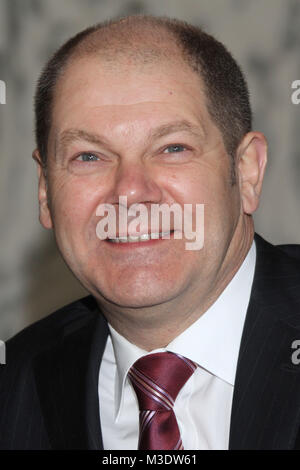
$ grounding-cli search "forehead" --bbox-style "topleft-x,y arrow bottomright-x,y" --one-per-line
51,55 -> 212,139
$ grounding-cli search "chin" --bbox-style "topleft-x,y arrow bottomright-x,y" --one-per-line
84,264 -> 188,308
94,282 -> 179,309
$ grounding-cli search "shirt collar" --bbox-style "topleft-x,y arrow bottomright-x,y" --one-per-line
108,240 -> 256,420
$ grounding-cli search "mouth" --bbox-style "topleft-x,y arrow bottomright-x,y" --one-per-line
105,230 -> 175,245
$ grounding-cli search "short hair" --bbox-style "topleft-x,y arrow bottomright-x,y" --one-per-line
34,15 -> 252,173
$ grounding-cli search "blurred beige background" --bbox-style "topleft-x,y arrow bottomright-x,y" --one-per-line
0,0 -> 300,341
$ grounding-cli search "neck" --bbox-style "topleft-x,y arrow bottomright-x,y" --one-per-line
97,217 -> 254,351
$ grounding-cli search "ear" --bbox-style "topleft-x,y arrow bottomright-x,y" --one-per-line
237,132 -> 267,215
32,149 -> 53,229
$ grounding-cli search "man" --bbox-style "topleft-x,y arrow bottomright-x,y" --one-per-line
1,14 -> 300,450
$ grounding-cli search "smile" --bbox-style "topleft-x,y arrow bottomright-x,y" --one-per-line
107,231 -> 174,243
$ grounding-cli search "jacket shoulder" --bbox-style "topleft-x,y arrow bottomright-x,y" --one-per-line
276,243 -> 300,261
4,295 -> 99,364
255,233 -> 300,268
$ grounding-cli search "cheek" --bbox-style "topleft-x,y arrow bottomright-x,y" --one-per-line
168,170 -> 224,206
173,168 -> 239,237
48,176 -> 99,234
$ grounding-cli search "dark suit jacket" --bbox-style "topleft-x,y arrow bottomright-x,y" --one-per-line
1,233 -> 300,450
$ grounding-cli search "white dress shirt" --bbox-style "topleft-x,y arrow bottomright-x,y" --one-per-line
98,241 -> 256,450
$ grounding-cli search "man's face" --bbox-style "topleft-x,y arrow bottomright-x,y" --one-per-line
40,55 -> 242,309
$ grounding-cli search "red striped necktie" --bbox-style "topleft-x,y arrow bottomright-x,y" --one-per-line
128,351 -> 197,450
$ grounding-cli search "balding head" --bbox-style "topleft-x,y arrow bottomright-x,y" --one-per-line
34,14 -> 252,179
72,15 -> 182,66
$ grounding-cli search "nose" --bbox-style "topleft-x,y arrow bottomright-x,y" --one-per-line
110,160 -> 163,208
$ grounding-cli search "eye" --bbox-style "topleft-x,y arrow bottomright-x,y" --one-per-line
163,144 -> 187,154
76,152 -> 99,162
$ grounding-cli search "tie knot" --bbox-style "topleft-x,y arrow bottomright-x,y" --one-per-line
128,351 -> 197,411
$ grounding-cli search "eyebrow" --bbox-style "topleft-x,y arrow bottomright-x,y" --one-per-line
55,119 -> 206,158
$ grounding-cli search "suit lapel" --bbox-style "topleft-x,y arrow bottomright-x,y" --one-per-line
85,311 -> 110,449
229,234 -> 300,449
33,299 -> 109,449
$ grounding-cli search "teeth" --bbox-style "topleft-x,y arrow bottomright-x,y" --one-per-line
150,231 -> 170,240
108,231 -> 171,243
